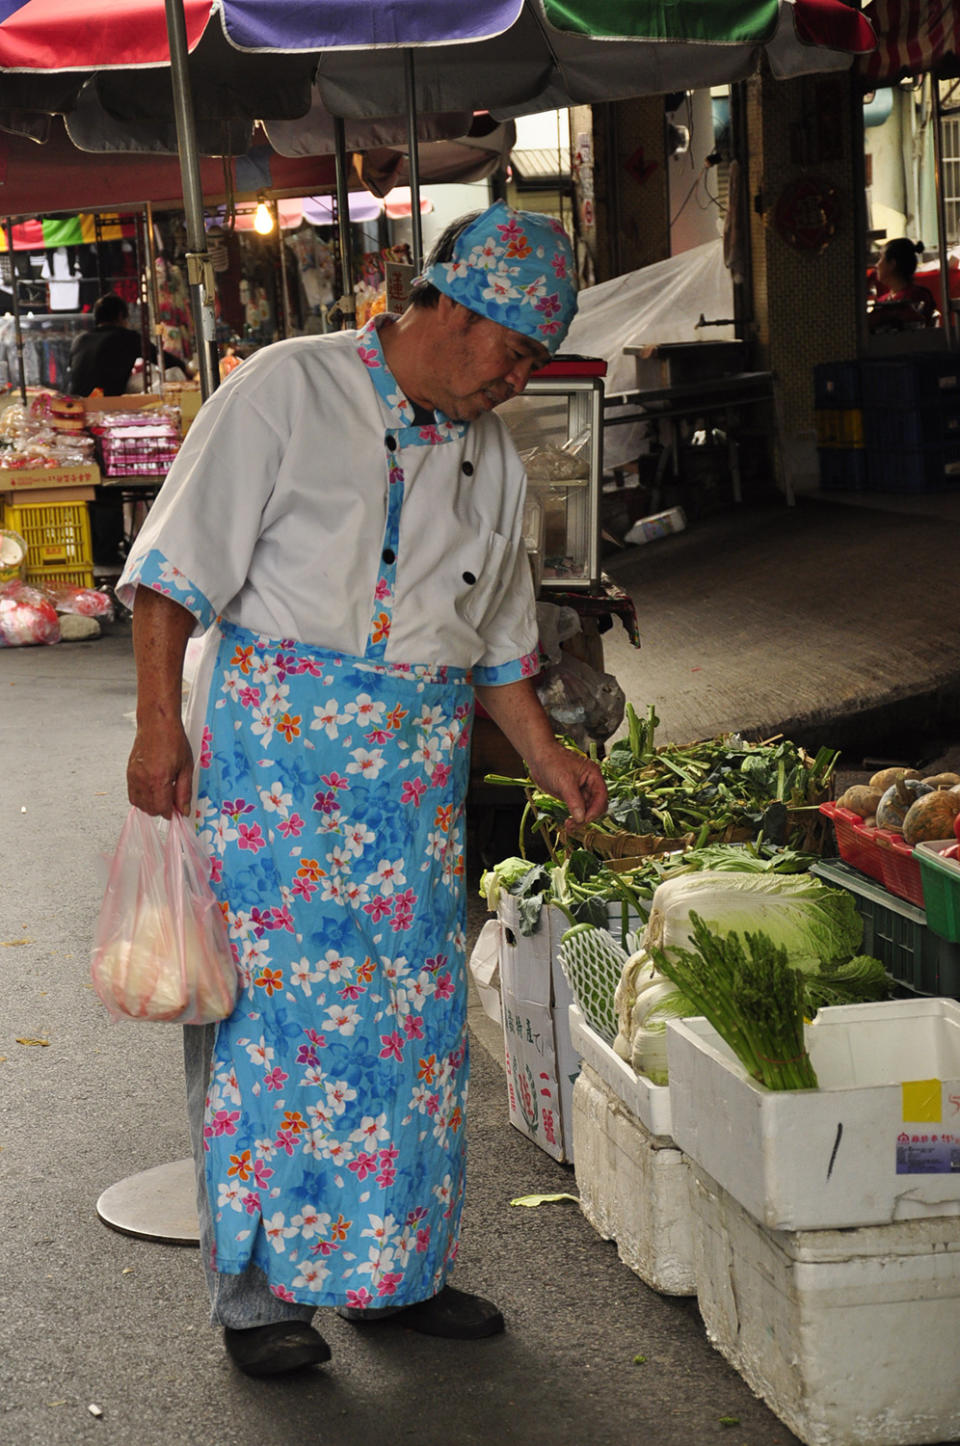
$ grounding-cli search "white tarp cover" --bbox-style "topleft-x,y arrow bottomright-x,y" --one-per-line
563,239 -> 735,467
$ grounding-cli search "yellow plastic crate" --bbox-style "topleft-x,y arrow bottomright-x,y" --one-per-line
814,407 -> 864,448
2,499 -> 94,588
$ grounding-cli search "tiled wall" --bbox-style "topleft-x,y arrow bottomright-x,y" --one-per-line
745,71 -> 860,473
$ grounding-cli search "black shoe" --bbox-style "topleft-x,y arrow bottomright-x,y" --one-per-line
338,1285 -> 505,1341
223,1321 -> 331,1377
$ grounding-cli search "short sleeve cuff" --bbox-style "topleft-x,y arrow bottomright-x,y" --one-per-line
472,648 -> 540,687
116,548 -> 217,631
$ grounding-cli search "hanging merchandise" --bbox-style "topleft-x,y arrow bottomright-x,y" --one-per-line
284,226 -> 336,310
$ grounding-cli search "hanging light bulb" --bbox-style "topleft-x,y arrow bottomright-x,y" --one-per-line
253,195 -> 275,235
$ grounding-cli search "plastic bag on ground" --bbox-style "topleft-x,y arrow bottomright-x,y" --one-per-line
91,807 -> 239,1024
0,581 -> 60,646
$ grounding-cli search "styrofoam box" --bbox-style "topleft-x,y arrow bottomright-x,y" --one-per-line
667,997 -> 960,1231
572,1060 -> 695,1295
690,1161 -> 960,1446
498,898 -> 643,1164
568,1001 -> 673,1138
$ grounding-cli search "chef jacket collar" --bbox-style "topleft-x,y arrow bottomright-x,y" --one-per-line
356,315 -> 467,443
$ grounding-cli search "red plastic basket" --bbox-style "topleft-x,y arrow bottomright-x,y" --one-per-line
873,829 -> 926,907
819,802 -> 886,883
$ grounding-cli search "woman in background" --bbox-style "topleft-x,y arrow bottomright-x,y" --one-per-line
868,238 -> 939,332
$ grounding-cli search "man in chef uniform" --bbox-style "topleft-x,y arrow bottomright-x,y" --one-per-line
117,202 -> 607,1378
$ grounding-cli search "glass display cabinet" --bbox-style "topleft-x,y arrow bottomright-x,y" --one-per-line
497,359 -> 606,591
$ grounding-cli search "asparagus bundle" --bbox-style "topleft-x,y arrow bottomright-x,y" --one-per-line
651,911 -> 819,1091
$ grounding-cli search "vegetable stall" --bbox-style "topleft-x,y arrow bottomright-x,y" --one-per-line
475,704 -> 960,1446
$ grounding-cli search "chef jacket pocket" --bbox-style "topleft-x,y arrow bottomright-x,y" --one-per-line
455,529 -> 511,634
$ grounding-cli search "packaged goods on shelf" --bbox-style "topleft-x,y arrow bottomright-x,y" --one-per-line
87,406 -> 180,476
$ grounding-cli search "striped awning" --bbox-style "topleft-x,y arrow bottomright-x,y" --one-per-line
0,213 -> 135,251
860,0 -> 960,85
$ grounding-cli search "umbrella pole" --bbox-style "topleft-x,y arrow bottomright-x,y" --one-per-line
275,199 -> 293,339
164,0 -> 219,398
4,220 -> 26,405
333,117 -> 355,329
932,80 -> 955,350
403,51 -> 424,273
143,201 -> 166,389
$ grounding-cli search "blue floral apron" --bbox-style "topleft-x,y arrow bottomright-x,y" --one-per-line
195,613 -> 474,1309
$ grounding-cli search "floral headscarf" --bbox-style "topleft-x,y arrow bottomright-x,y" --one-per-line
416,201 -> 577,354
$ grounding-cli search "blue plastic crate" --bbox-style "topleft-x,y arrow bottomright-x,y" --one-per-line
863,355 -> 960,408
866,444 -> 960,492
863,400 -> 960,450
818,446 -> 868,491
812,858 -> 960,997
813,360 -> 862,409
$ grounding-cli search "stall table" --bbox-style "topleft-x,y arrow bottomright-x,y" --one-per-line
605,366 -> 784,508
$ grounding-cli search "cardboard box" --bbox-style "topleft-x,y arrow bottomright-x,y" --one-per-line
498,896 -> 581,1162
2,486 -> 95,505
691,1162 -> 960,1446
667,998 -> 960,1231
81,394 -> 164,415
573,1061 -> 695,1296
497,896 -> 647,1163
0,462 -> 100,493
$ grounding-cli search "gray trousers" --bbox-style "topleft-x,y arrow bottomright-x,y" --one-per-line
183,1023 -> 316,1330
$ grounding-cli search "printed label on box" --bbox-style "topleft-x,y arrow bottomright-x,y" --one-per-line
896,1130 -> 960,1173
503,1001 -> 563,1161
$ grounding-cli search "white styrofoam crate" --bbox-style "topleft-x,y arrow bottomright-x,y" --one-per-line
667,997 -> 960,1230
573,1063 -> 695,1295
568,1002 -> 673,1139
690,1162 -> 960,1446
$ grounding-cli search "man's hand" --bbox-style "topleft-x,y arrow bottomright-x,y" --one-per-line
127,718 -> 194,820
127,586 -> 196,818
474,676 -> 608,828
527,743 -> 607,827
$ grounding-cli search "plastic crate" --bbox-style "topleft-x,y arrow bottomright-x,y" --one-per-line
873,828 -> 925,906
914,841 -> 960,942
812,857 -> 960,997
814,407 -> 864,447
863,399 -> 960,450
817,446 -> 868,492
863,355 -> 960,407
819,801 -> 885,882
866,443 -> 960,493
813,359 -> 862,409
2,498 -> 94,587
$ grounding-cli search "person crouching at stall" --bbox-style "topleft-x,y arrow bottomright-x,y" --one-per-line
115,201 -> 607,1379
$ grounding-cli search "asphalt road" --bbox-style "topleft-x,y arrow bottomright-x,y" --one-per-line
0,626 -> 806,1446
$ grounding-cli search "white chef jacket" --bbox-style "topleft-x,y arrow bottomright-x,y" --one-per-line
117,320 -> 538,683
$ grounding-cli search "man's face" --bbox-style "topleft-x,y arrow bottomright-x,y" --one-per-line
422,300 -> 550,421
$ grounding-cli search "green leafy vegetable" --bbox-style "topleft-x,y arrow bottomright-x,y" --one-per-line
804,954 -> 891,1013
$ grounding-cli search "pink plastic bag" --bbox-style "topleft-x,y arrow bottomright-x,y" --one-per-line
91,807 -> 239,1024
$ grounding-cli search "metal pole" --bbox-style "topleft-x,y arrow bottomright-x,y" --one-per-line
333,116 -> 355,328
403,50 -> 424,273
932,77 -> 955,349
163,0 -> 219,397
4,220 -> 26,405
276,200 -> 293,338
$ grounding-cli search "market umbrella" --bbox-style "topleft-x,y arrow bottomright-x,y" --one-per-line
0,0 -> 877,392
